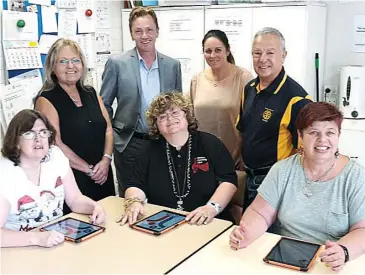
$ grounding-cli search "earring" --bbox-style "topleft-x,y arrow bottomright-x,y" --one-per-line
298,146 -> 304,156
335,149 -> 339,159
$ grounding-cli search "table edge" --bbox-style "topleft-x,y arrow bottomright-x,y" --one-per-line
164,223 -> 234,274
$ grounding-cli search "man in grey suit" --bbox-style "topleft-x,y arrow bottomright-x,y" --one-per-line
100,7 -> 182,197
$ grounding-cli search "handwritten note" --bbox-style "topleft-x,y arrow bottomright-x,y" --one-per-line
96,1 -> 111,29
76,34 -> 95,68
58,9 -> 77,37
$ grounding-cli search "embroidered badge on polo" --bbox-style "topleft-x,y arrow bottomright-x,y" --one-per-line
192,157 -> 209,174
262,108 -> 274,122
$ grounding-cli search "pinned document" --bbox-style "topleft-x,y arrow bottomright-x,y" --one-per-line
58,9 -> 77,37
39,34 -> 59,54
77,0 -> 96,33
3,41 -> 42,70
2,10 -> 38,41
41,6 -> 58,33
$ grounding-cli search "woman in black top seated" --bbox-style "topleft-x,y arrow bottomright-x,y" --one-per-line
119,92 -> 237,226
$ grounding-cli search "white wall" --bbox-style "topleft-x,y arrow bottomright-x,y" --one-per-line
323,0 -> 365,87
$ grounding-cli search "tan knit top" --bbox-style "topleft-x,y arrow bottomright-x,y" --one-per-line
190,66 -> 253,164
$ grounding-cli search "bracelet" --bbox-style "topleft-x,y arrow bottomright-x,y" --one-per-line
124,197 -> 145,210
86,164 -> 94,177
339,244 -> 349,263
206,201 -> 222,214
103,153 -> 112,161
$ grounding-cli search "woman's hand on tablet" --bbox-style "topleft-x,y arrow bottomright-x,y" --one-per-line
118,202 -> 144,226
186,205 -> 216,225
36,231 -> 65,248
89,203 -> 106,225
319,240 -> 345,271
229,221 -> 250,250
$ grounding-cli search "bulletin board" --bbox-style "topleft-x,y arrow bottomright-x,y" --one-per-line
2,0 -> 55,79
0,0 -> 111,130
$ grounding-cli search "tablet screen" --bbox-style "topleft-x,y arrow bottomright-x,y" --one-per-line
134,210 -> 186,233
265,237 -> 321,269
41,217 -> 104,240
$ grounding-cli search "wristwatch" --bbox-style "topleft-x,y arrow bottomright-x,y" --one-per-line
206,201 -> 222,214
339,244 -> 349,263
86,164 -> 94,177
103,153 -> 113,161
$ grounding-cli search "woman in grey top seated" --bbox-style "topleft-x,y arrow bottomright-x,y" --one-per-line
229,102 -> 365,271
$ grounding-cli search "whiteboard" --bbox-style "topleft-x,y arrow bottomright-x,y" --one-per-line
252,6 -> 307,91
122,7 -> 205,94
205,6 -> 253,72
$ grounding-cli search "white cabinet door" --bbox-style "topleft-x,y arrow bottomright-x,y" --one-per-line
205,7 -> 253,71
252,6 -> 307,90
339,129 -> 365,167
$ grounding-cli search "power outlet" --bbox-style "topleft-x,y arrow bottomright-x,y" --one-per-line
323,85 -> 338,106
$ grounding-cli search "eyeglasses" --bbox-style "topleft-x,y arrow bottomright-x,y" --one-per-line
22,129 -> 52,140
58,58 -> 82,66
157,110 -> 184,122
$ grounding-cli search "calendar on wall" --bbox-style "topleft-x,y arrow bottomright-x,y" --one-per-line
3,40 -> 43,70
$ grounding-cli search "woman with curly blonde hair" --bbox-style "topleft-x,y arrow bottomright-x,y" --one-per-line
119,92 -> 238,226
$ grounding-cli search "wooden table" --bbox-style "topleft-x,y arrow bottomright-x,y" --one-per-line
170,228 -> 365,275
1,196 -> 232,274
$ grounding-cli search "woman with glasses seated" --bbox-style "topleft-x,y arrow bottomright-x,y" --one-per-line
1,110 -> 106,248
119,92 -> 237,226
34,38 -> 115,214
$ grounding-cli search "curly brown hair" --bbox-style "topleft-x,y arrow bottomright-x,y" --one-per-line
146,92 -> 198,137
1,109 -> 56,166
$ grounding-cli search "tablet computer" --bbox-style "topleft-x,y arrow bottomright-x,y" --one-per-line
263,237 -> 322,272
130,210 -> 187,236
40,217 -> 106,243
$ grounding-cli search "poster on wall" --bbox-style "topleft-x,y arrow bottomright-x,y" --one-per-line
352,15 -> 365,53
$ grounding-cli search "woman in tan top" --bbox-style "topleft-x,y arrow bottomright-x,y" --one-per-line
190,30 -> 253,165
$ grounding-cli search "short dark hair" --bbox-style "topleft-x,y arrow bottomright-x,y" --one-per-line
129,6 -> 159,33
295,102 -> 344,134
202,29 -> 235,64
1,109 -> 56,166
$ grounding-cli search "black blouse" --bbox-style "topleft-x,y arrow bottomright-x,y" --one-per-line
125,131 -> 237,221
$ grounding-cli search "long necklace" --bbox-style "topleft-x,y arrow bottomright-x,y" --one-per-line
69,95 -> 79,104
166,135 -> 192,210
301,156 -> 336,198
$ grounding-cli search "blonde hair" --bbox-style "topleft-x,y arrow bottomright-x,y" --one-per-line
40,38 -> 88,92
146,92 -> 198,137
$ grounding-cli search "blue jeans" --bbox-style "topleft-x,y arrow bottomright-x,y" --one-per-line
243,174 -> 266,211
243,174 -> 281,234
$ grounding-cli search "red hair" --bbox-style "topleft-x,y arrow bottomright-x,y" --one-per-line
295,102 -> 343,133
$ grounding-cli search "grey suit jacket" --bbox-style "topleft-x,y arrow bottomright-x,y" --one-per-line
100,48 -> 182,153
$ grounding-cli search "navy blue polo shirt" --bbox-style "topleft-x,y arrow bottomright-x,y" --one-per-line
236,68 -> 311,169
